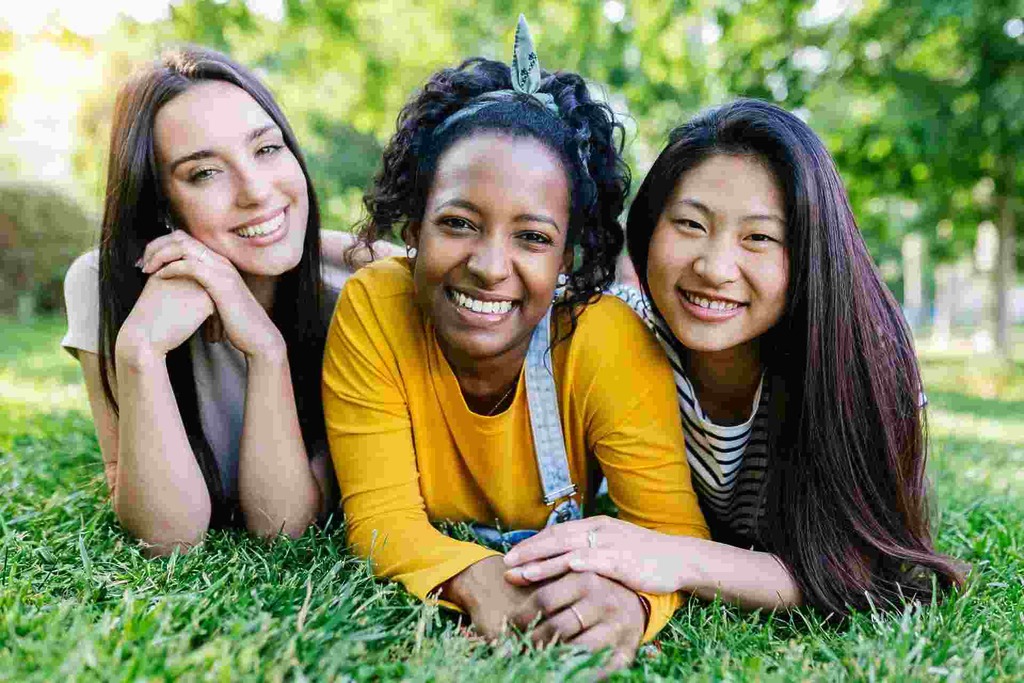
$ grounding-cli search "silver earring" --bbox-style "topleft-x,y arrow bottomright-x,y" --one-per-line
557,273 -> 568,286
406,246 -> 418,259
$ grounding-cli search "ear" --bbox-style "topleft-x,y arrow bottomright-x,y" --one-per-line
402,221 -> 421,249
560,247 -> 574,276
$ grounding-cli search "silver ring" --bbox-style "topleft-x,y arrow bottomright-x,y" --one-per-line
587,529 -> 597,549
196,247 -> 208,264
569,604 -> 586,631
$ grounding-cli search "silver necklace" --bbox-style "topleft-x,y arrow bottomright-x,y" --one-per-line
486,382 -> 517,416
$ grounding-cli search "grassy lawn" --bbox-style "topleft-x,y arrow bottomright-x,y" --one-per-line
1,315 -> 1022,681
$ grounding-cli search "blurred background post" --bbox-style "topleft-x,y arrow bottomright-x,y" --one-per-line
1,0 -> 1021,362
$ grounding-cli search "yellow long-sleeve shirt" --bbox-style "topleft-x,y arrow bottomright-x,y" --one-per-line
322,258 -> 709,641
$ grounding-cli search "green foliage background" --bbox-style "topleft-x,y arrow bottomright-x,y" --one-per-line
0,0 -> 1020,319
63,0 -> 1022,262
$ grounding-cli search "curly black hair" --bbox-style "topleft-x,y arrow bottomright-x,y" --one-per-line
354,57 -> 629,329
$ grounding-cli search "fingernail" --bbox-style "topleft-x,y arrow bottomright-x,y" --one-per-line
522,567 -> 538,580
504,568 -> 522,580
569,558 -> 585,571
134,258 -> 143,268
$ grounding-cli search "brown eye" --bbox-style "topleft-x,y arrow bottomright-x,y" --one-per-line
672,218 -> 705,232
519,230 -> 553,245
256,144 -> 283,157
440,217 -> 474,231
189,168 -> 218,183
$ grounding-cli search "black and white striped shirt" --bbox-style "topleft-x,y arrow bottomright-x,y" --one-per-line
610,285 -> 769,544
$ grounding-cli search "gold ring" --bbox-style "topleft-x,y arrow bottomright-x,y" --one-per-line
587,529 -> 597,549
569,604 -> 586,631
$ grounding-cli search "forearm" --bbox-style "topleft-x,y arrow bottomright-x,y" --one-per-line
676,536 -> 802,610
113,338 -> 211,553
238,346 -> 320,539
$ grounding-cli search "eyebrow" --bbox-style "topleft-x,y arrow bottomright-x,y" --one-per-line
670,197 -> 784,224
168,123 -> 280,173
435,199 -> 562,232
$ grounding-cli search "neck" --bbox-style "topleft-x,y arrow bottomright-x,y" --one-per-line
685,340 -> 763,425
242,272 -> 278,312
439,336 -> 529,416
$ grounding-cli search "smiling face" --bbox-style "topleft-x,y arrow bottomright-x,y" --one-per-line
646,154 -> 789,357
154,80 -> 309,277
409,132 -> 570,370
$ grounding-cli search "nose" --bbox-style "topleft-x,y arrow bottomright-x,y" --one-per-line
692,235 -> 739,287
235,165 -> 273,207
466,234 -> 512,286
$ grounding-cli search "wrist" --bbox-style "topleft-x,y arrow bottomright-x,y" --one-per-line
243,331 -> 288,364
115,327 -> 165,371
443,556 -> 503,612
671,535 -> 706,594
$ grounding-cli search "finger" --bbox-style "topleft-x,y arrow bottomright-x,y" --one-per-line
144,233 -> 224,274
567,622 -> 619,654
509,571 -> 597,630
598,648 -> 635,677
504,518 -> 600,566
530,594 -> 605,646
566,550 -> 630,583
505,552 -> 578,585
142,238 -> 198,274
151,258 -> 209,287
140,229 -> 195,269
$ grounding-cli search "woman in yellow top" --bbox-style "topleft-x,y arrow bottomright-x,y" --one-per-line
322,18 -> 707,672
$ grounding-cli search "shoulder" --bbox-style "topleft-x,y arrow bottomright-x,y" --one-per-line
64,249 -> 100,290
62,249 -> 101,357
557,294 -> 669,377
572,293 -> 657,342
329,256 -> 418,341
341,256 -> 415,302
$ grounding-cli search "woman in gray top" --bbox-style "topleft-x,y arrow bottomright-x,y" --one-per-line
63,46 -> 385,556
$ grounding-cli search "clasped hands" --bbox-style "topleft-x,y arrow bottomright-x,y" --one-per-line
119,230 -> 284,361
446,522 -> 658,673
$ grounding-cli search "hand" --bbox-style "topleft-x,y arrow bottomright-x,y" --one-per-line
509,571 -> 645,673
442,556 -> 536,640
140,231 -> 284,359
503,516 -> 690,595
117,272 -> 215,359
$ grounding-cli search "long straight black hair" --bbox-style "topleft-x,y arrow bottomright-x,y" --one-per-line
628,99 -> 963,615
97,46 -> 327,527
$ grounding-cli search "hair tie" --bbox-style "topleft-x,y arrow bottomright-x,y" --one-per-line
434,14 -> 559,137
510,14 -> 557,112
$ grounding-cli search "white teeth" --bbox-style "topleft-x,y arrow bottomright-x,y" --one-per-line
686,292 -> 740,311
236,212 -> 285,238
453,290 -> 514,314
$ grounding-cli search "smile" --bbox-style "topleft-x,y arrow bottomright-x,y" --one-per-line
446,288 -> 516,315
682,290 -> 744,311
233,208 -> 286,239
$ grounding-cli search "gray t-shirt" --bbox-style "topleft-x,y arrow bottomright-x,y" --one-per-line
62,249 -> 349,497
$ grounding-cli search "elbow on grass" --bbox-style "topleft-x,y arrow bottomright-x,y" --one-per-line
246,513 -> 315,542
114,499 -> 211,558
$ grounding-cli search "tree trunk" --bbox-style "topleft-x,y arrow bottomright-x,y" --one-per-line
994,192 -> 1017,360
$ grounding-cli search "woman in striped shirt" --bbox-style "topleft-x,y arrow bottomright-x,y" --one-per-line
504,99 -> 963,616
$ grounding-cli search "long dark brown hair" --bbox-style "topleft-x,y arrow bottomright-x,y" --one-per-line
628,99 -> 963,615
97,46 -> 326,527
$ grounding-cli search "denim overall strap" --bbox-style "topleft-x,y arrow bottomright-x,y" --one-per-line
525,305 -> 577,506
468,305 -> 581,551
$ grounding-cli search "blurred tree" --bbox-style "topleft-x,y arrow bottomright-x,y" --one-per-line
817,0 -> 1023,356
0,183 -> 96,319
61,0 -> 1021,350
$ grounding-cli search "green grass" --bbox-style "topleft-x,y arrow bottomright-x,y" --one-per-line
2,316 -> 1022,681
